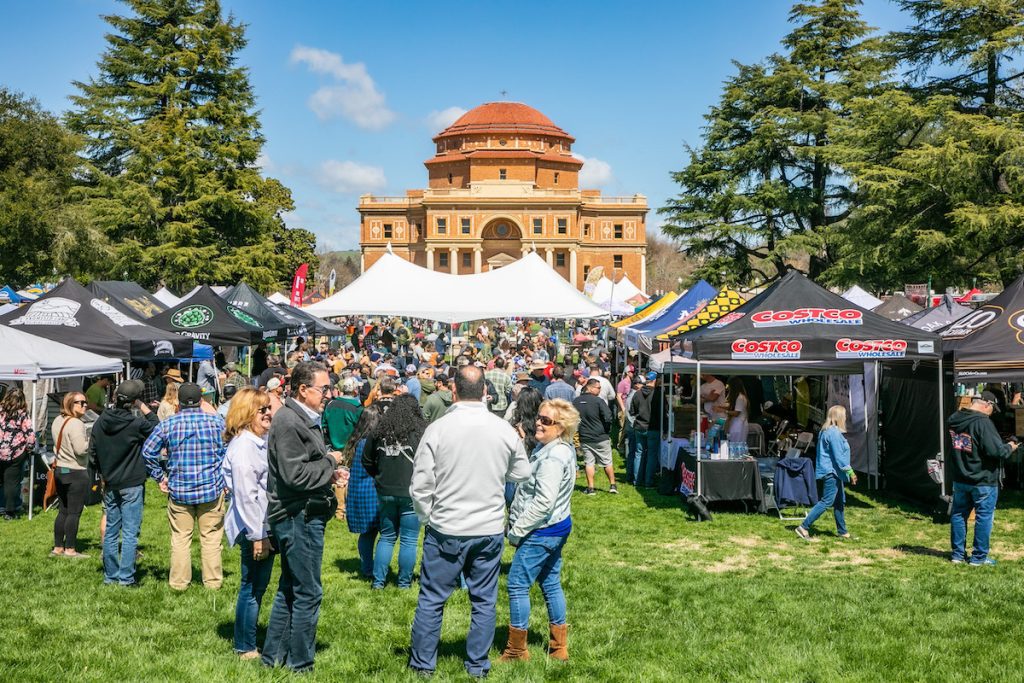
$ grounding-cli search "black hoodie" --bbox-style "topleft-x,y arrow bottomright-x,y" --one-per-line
630,386 -> 655,431
89,408 -> 159,491
947,408 -> 1014,486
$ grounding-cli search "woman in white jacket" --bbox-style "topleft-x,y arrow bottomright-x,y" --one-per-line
499,398 -> 579,664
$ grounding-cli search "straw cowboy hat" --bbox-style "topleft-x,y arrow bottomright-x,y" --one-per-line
163,368 -> 184,383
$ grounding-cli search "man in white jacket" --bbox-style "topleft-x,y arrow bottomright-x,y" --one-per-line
408,365 -> 531,679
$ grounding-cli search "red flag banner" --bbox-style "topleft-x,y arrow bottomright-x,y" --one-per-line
290,263 -> 309,308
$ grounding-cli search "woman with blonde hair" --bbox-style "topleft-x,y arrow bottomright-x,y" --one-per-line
222,387 -> 275,659
51,391 -> 91,557
796,405 -> 857,541
157,381 -> 180,421
500,398 -> 580,663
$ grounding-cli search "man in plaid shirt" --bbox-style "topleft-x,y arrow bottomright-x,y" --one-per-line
484,356 -> 512,416
142,383 -> 228,590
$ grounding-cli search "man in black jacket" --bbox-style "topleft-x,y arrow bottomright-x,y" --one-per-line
89,379 -> 158,587
947,391 -> 1019,566
574,379 -> 616,495
628,372 -> 664,488
262,362 -> 347,673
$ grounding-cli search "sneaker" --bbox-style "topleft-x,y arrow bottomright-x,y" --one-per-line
950,557 -> 966,565
608,485 -> 619,494
969,558 -> 997,567
794,526 -> 811,541
583,488 -> 596,496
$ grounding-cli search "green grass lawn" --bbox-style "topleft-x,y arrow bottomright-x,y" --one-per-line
3,457 -> 1024,682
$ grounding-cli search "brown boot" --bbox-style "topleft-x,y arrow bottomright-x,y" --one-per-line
548,623 -> 569,661
498,626 -> 530,662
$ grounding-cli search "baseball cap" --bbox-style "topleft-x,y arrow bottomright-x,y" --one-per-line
646,371 -> 658,381
224,362 -> 238,372
114,379 -> 144,403
266,377 -> 282,392
977,391 -> 1001,412
178,383 -> 202,408
405,363 -> 417,375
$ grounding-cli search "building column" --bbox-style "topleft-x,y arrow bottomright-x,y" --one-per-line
426,247 -> 434,271
450,247 -> 459,275
569,247 -> 578,288
521,245 -> 531,260
640,252 -> 647,293
473,246 -> 482,274
545,247 -> 554,267
360,252 -> 365,274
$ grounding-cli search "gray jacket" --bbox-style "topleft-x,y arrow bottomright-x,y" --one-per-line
266,398 -> 335,523
507,439 -> 575,542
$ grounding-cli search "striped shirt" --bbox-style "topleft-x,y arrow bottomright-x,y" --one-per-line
142,408 -> 227,505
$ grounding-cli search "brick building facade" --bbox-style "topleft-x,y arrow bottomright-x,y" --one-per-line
358,102 -> 648,291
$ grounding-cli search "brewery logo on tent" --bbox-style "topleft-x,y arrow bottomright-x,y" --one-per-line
835,338 -> 907,359
731,339 -> 802,360
91,298 -> 142,327
751,308 -> 863,328
9,297 -> 81,327
152,340 -> 174,356
941,306 -> 1001,339
172,305 -> 214,330
228,305 -> 262,328
1008,309 -> 1024,345
708,311 -> 745,329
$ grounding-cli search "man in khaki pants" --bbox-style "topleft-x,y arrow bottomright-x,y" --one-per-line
142,383 -> 228,590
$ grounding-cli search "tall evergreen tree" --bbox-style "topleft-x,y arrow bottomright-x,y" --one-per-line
67,0 -> 312,292
828,0 -> 1024,289
661,0 -> 887,285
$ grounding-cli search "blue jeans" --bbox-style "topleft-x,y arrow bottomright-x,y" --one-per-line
508,534 -> 568,629
373,495 -> 420,588
951,482 -> 999,563
801,475 -> 847,535
632,429 -> 649,485
623,426 -> 637,484
409,527 -> 504,677
357,529 -> 378,577
233,533 -> 275,653
261,512 -> 328,673
633,429 -> 660,487
103,485 -> 144,585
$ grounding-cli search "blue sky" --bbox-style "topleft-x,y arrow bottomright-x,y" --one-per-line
4,0 -> 909,251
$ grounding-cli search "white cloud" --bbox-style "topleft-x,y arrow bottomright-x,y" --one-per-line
574,153 -> 613,187
317,160 -> 387,194
426,106 -> 467,133
255,152 -> 273,171
290,44 -> 396,130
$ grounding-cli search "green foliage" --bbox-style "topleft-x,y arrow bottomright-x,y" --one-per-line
0,88 -> 110,285
661,0 -> 887,286
66,0 -> 307,291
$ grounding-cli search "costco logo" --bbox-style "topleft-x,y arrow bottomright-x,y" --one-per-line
751,308 -> 863,328
731,339 -> 803,360
835,338 -> 907,359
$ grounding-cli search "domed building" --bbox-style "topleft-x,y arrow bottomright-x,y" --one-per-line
358,102 -> 648,291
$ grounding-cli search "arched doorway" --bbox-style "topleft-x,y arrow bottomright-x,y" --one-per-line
480,217 -> 523,270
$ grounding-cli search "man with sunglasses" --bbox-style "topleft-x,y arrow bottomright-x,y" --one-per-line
262,362 -> 348,673
947,390 -> 1019,566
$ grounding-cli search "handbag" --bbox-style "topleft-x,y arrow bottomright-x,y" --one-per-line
43,417 -> 71,510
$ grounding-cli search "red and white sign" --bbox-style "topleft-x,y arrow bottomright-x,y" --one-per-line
708,311 -> 746,329
751,308 -> 863,328
835,338 -> 907,359
290,263 -> 309,308
731,339 -> 803,360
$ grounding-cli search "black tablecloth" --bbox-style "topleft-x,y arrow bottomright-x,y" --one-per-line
679,451 -> 767,513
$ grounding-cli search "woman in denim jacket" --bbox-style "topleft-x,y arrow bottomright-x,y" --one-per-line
499,398 -> 579,664
796,405 -> 857,540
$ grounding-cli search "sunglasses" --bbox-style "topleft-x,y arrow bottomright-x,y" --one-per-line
258,406 -> 272,415
537,415 -> 557,427
305,385 -> 332,395
73,400 -> 88,406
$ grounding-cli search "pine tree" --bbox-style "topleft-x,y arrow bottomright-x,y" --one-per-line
828,0 -> 1024,289
660,0 -> 887,285
67,0 -> 311,292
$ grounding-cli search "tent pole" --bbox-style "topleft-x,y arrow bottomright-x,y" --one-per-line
938,356 -> 947,498
695,359 -> 702,496
872,361 -> 880,490
28,382 -> 37,521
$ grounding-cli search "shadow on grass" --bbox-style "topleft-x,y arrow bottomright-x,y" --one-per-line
893,544 -> 948,559
390,625 -> 546,663
216,619 -> 268,650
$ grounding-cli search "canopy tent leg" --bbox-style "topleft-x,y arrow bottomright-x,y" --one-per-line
28,383 -> 36,521
695,359 -> 702,496
938,356 -> 947,499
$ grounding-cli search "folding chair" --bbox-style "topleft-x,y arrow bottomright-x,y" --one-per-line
792,431 -> 814,454
746,423 -> 765,456
774,452 -> 814,520
767,420 -> 790,457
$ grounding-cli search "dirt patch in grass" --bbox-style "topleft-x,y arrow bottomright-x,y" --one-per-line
659,538 -> 704,552
729,535 -> 767,548
705,551 -> 753,573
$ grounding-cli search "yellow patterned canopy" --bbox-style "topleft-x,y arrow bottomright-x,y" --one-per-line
611,291 -> 679,328
655,289 -> 745,340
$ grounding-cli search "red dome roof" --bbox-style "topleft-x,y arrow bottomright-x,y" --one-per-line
434,102 -> 574,142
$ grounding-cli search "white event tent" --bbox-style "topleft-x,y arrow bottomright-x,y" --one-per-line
152,287 -> 181,307
267,292 -> 291,305
305,250 -> 610,323
590,275 -> 647,314
842,285 -> 883,310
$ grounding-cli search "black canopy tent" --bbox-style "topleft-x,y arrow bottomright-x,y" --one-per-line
87,280 -> 167,320
901,293 -> 972,333
221,282 -> 305,339
873,293 -> 923,321
147,285 -> 269,347
279,303 -> 347,337
666,270 -> 943,492
939,275 -> 1024,383
0,278 -> 193,361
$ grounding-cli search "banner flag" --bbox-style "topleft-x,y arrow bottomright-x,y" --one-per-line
290,263 -> 309,308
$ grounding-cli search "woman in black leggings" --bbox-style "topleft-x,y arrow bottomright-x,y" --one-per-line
0,389 -> 36,520
51,392 -> 91,557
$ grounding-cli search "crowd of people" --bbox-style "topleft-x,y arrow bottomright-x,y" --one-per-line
0,313 -> 1019,675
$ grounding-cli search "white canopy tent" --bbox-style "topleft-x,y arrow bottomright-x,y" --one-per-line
152,287 -> 181,308
267,292 -> 291,305
842,285 -> 883,310
591,275 -> 647,314
0,324 -> 123,520
305,251 -> 610,323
